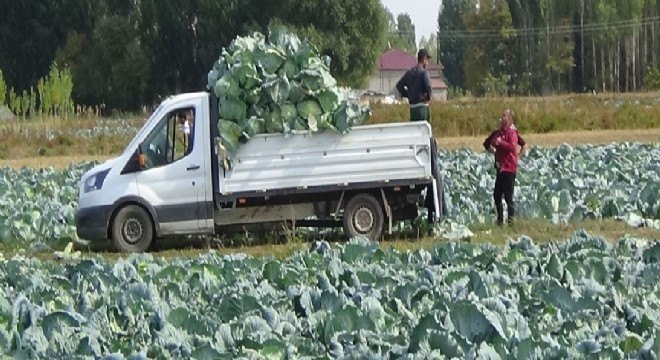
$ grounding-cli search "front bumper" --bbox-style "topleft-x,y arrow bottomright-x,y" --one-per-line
75,205 -> 113,242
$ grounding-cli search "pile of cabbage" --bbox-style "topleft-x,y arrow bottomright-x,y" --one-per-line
207,26 -> 370,168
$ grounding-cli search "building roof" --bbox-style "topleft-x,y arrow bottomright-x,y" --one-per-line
379,49 -> 443,71
431,77 -> 447,90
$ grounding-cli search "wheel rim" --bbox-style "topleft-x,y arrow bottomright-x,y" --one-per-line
353,206 -> 374,234
122,217 -> 144,245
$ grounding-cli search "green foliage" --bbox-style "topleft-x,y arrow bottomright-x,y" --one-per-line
6,63 -> 76,120
462,0 -> 516,96
446,85 -> 467,100
418,33 -> 438,59
481,73 -> 511,97
385,12 -> 417,54
8,88 -> 20,117
645,68 -> 660,90
438,0 -> 475,88
71,15 -> 149,111
29,88 -> 37,119
0,0 -> 389,112
20,90 -> 29,119
0,70 -> 5,107
1,233 -> 660,357
0,163 -> 91,244
438,0 -> 660,94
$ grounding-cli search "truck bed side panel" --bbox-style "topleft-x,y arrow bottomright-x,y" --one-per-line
218,122 -> 433,194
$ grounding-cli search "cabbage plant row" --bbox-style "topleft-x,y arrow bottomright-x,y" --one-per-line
0,162 -> 92,247
45,119 -> 140,140
1,233 -> 659,358
0,142 -> 658,246
440,142 -> 660,229
0,119 -> 140,141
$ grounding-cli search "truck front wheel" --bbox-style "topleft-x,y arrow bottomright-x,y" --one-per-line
343,193 -> 384,241
111,205 -> 154,253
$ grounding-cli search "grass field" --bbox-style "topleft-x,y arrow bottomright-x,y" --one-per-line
370,91 -> 660,138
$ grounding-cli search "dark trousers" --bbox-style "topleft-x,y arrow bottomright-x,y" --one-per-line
494,171 -> 516,225
409,105 -> 430,122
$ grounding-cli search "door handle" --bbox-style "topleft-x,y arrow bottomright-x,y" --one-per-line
187,165 -> 201,171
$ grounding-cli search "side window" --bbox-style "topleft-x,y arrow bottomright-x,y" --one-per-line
142,107 -> 195,169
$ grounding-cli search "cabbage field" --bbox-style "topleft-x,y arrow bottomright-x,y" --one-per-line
0,141 -> 658,358
441,142 -> 660,229
1,234 -> 660,358
0,142 -> 659,247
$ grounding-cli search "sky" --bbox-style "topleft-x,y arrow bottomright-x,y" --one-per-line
380,0 -> 441,44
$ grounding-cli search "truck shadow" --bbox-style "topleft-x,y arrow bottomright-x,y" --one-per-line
78,227 -> 426,255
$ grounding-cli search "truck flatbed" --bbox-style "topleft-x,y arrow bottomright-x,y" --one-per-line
217,122 -> 434,198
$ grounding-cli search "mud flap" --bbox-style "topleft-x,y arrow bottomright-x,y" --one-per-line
425,137 -> 445,223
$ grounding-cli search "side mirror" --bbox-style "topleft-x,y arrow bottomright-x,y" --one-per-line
138,144 -> 146,168
121,145 -> 147,175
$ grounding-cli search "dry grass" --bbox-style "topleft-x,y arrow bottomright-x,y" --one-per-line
0,116 -> 141,159
4,219 -> 657,263
438,128 -> 660,151
0,156 -> 113,169
370,92 -> 660,138
1,128 -> 657,169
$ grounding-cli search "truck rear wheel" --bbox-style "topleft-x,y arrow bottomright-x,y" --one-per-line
343,193 -> 384,241
112,205 -> 154,253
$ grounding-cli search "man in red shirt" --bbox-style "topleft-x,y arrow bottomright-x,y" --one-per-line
488,109 -> 520,226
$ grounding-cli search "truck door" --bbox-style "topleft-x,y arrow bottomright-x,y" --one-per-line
135,100 -> 209,235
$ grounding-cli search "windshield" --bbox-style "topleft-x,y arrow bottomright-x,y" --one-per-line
122,101 -> 168,155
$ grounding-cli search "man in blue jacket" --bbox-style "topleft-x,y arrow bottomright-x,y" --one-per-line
396,49 -> 433,122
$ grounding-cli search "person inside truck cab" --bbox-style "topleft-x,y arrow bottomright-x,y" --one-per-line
185,111 -> 195,155
178,112 -> 191,151
396,49 -> 433,122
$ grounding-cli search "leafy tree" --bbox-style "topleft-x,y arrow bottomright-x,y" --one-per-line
384,11 -> 417,54
0,0 -> 99,93
74,15 -> 150,110
393,14 -> 417,54
419,33 -> 438,59
644,67 -> 660,89
462,0 -> 516,96
438,0 -> 476,89
0,70 -> 5,106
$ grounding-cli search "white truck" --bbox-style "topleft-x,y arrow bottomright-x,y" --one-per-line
75,91 -> 444,252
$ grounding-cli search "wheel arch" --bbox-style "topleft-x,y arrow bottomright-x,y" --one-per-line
107,196 -> 161,240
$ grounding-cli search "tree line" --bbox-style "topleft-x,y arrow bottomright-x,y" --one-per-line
0,0 -> 388,113
439,0 -> 660,96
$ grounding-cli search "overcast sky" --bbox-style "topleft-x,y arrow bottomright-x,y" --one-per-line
381,0 -> 441,44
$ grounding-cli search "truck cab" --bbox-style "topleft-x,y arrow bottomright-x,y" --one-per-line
76,91 -> 444,252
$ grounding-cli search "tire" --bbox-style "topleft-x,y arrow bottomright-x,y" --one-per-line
111,205 -> 154,253
342,193 -> 384,241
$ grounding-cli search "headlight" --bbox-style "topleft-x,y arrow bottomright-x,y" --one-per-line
83,169 -> 110,193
